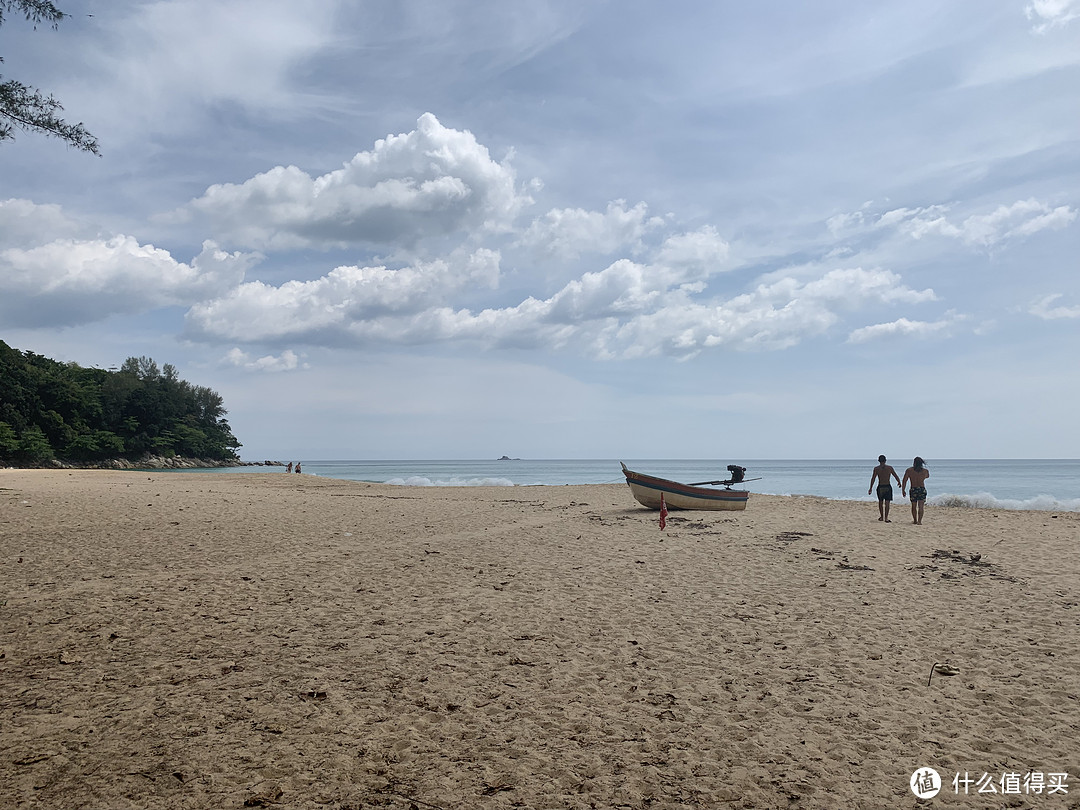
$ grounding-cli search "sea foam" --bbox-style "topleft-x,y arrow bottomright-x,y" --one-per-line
930,491 -> 1080,512
386,475 -> 515,487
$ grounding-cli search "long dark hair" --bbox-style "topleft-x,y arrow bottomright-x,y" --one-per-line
913,456 -> 925,470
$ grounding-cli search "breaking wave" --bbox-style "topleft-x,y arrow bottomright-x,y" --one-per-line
930,491 -> 1080,512
385,476 -> 515,487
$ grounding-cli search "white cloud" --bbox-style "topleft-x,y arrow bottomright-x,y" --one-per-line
1029,293 -> 1080,319
222,348 -> 306,372
843,199 -> 1077,248
518,200 -> 665,258
542,259 -> 672,322
1027,0 -> 1080,32
185,248 -> 501,343
654,226 -> 731,274
827,211 -> 864,235
784,267 -> 936,306
949,199 -> 1077,246
608,267 -> 937,358
540,230 -> 734,324
175,114 -> 533,250
878,205 -> 958,238
847,312 -> 966,343
0,198 -> 94,247
186,246 -> 935,360
0,238 -> 255,328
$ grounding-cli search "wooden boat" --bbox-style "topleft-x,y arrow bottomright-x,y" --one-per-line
621,462 -> 749,511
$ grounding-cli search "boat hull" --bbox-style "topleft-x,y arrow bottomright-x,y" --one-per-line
621,463 -> 749,511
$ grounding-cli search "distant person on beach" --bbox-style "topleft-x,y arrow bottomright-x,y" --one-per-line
295,462 -> 302,474
868,455 -> 901,522
286,462 -> 293,473
902,457 -> 931,524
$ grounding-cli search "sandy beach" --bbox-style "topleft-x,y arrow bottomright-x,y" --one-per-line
1,470 -> 1078,809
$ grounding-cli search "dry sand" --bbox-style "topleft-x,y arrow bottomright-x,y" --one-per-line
1,469 -> 1078,809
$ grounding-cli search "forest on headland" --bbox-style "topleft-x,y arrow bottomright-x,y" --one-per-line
0,340 -> 242,467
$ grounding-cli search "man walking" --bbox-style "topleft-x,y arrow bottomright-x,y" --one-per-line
869,455 -> 901,522
902,457 -> 931,525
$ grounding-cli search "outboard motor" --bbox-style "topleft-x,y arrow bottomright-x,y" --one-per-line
727,464 -> 746,484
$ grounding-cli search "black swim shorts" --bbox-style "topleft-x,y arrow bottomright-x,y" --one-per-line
877,484 -> 893,502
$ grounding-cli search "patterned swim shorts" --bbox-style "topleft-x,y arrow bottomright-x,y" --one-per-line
910,486 -> 927,502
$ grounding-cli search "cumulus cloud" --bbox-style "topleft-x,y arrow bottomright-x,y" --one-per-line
185,249 -> 501,343
186,236 -> 935,360
222,348 -> 306,372
0,198 -> 94,248
0,238 -> 256,328
847,311 -> 965,343
539,227 -> 733,321
1027,0 -> 1080,32
185,231 -> 734,352
938,200 -> 1076,246
654,226 -> 731,274
518,200 -> 665,258
174,114 -> 533,250
542,259 -> 679,322
831,198 -> 1076,248
602,267 -> 937,358
1029,293 -> 1080,319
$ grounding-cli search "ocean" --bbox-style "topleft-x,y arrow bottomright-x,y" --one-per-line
229,458 -> 1080,512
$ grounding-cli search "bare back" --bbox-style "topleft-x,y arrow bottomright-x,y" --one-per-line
872,463 -> 897,486
903,467 -> 930,488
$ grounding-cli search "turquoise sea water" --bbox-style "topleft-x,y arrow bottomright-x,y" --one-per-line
225,458 -> 1080,512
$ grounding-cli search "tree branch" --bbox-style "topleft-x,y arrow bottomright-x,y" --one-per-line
0,0 -> 66,29
0,77 -> 99,153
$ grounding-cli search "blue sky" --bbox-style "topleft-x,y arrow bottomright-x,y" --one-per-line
2,0 -> 1078,460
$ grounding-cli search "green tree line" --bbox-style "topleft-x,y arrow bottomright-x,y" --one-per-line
0,340 -> 241,465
